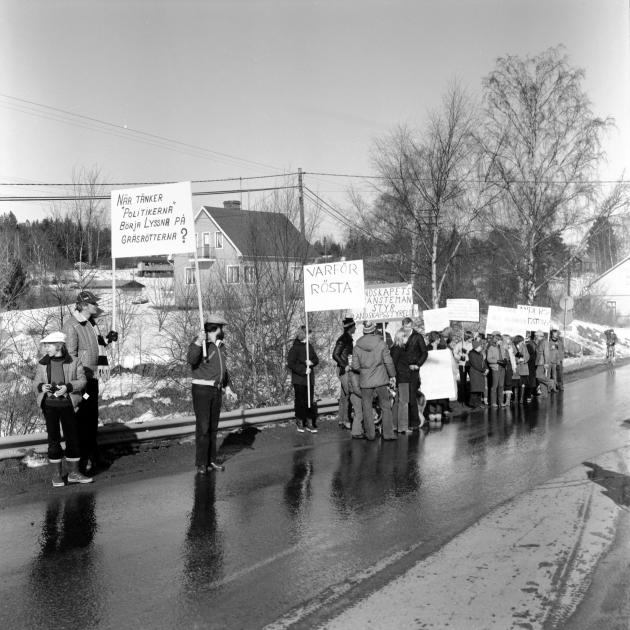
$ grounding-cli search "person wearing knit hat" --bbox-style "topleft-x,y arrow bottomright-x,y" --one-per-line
332,317 -> 356,430
33,331 -> 92,486
351,320 -> 397,440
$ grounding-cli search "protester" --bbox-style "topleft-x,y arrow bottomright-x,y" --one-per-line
425,331 -> 450,421
62,290 -> 118,474
549,329 -> 565,391
287,325 -> 320,433
511,335 -> 530,404
188,315 -> 238,473
332,317 -> 356,430
401,317 -> 428,430
348,363 -> 365,439
486,331 -> 506,408
525,333 -> 538,403
452,330 -> 473,404
34,331 -> 91,486
466,338 -> 487,409
351,321 -> 396,441
390,327 -> 413,434
501,334 -> 516,406
534,330 -> 556,398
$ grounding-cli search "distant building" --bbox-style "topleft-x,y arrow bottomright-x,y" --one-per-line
172,201 -> 314,300
587,255 -> 630,325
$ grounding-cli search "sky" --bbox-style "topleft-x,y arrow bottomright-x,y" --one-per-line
1,0 -> 629,239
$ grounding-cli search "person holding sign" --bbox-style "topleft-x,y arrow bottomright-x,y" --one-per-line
287,326 -> 320,433
332,317 -> 356,430
63,290 -> 118,474
188,315 -> 238,473
351,322 -> 396,441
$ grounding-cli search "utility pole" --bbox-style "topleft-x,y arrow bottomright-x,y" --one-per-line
298,167 -> 305,239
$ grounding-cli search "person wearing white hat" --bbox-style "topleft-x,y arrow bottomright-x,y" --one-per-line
33,331 -> 92,486
188,314 -> 237,473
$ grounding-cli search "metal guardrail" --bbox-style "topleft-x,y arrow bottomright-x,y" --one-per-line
0,398 -> 340,461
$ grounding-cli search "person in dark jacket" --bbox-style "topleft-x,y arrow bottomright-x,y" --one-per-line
332,317 -> 356,430
62,290 -> 118,474
188,314 -> 237,474
401,317 -> 428,430
287,326 -> 320,433
466,338 -> 487,409
525,333 -> 537,403
390,327 -> 413,433
351,321 -> 396,441
33,331 -> 91,487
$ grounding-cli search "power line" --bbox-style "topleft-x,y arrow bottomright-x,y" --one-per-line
0,185 -> 298,203
305,170 -> 630,186
0,172 -> 299,187
0,93 -> 283,172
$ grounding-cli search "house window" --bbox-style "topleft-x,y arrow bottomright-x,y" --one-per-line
227,265 -> 240,284
244,265 -> 255,284
202,232 -> 211,257
292,265 -> 303,283
185,267 -> 196,285
195,233 -> 199,250
215,232 -> 223,249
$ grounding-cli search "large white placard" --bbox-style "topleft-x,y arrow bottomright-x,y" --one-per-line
517,304 -> 552,331
419,349 -> 457,401
422,307 -> 451,332
352,283 -> 412,322
111,181 -> 195,258
303,259 -> 365,312
447,298 -> 480,322
485,305 -> 529,336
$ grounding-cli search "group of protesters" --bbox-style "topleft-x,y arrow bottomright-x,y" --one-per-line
296,317 -> 568,441
35,292 -> 568,486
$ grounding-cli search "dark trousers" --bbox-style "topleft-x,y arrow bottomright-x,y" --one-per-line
457,366 -> 469,403
44,403 -> 80,461
408,371 -> 420,428
193,384 -> 222,466
293,384 -> 317,423
76,378 -> 99,462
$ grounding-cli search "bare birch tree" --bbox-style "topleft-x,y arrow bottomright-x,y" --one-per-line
481,46 -> 612,304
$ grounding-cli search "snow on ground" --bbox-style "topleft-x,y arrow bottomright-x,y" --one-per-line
1,270 -> 628,430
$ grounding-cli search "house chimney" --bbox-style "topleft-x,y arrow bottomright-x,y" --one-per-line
223,200 -> 241,210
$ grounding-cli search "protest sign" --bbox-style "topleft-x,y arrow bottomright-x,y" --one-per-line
447,298 -> 480,322
485,305 -> 529,336
303,259 -> 365,312
111,181 -> 195,258
422,307 -> 451,332
517,304 -> 552,331
419,349 -> 457,401
352,283 -> 413,322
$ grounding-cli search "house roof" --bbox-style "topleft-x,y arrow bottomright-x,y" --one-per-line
198,206 -> 315,260
588,254 -> 630,287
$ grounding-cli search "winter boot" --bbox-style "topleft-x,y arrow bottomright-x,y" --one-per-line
66,459 -> 93,484
50,460 -> 64,487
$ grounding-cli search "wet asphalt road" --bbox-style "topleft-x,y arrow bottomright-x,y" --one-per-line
1,365 -> 629,630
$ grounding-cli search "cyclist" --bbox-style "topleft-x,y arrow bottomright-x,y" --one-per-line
605,328 -> 617,362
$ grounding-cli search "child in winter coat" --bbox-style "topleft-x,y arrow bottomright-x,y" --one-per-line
33,331 -> 91,487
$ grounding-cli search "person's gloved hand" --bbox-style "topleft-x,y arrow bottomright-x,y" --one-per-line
106,330 -> 119,343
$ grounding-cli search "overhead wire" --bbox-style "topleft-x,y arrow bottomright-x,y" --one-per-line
0,93 -> 282,173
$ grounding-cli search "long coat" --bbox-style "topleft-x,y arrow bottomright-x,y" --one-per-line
466,349 -> 487,393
